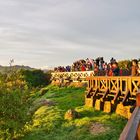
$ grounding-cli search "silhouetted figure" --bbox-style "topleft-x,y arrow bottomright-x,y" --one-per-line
112,62 -> 120,76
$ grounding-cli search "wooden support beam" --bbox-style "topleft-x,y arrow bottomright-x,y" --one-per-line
92,88 -> 99,98
101,88 -> 109,102
85,88 -> 99,107
86,87 -> 93,98
112,88 -> 121,105
122,90 -> 130,105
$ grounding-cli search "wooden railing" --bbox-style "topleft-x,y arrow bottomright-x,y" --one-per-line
85,76 -> 140,118
86,76 -> 140,98
119,90 -> 140,140
51,71 -> 94,82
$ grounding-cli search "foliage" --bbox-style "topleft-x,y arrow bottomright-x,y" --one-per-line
25,106 -> 63,133
118,58 -> 140,69
118,60 -> 131,69
0,84 -> 127,140
21,86 -> 127,140
21,69 -> 51,87
0,89 -> 32,140
0,69 -> 51,89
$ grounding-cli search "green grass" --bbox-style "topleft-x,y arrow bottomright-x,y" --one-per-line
45,86 -> 86,110
21,85 -> 127,140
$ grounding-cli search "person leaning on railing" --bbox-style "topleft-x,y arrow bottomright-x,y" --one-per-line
112,62 -> 120,76
137,61 -> 140,76
107,63 -> 113,76
131,59 -> 138,76
94,63 -> 99,76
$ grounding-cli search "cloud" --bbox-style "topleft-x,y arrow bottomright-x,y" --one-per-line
0,0 -> 140,68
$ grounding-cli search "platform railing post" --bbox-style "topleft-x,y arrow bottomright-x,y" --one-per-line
136,89 -> 140,107
136,89 -> 140,140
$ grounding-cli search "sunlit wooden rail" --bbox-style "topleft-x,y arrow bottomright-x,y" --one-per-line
119,90 -> 140,140
85,76 -> 140,118
51,71 -> 94,82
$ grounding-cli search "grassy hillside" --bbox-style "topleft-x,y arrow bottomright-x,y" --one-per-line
21,85 -> 127,140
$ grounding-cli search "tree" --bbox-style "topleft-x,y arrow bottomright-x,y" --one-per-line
21,69 -> 51,87
118,60 -> 131,69
0,89 -> 32,139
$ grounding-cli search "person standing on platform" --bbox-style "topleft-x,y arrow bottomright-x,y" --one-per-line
131,59 -> 138,76
112,62 -> 120,76
137,61 -> 140,76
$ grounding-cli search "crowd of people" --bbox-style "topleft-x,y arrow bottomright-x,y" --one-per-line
54,57 -> 140,76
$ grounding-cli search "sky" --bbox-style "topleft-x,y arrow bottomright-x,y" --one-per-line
0,0 -> 140,69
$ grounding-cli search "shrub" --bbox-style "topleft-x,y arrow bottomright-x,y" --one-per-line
21,69 -> 51,87
0,89 -> 32,139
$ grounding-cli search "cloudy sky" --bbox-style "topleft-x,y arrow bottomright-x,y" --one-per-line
0,0 -> 140,69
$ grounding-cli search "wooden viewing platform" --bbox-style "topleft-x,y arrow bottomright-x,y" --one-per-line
85,76 -> 140,118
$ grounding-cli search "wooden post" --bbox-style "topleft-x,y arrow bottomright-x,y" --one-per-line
136,89 -> 140,140
119,89 -> 140,140
136,89 -> 140,107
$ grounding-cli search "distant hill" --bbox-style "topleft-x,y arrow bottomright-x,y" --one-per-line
0,65 -> 35,73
